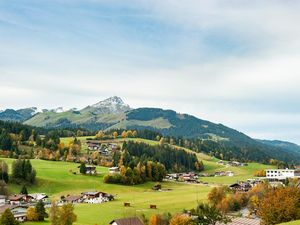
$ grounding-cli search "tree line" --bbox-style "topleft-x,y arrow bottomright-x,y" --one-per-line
118,141 -> 204,172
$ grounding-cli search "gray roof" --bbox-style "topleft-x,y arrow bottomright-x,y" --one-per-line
110,217 -> 144,225
217,218 -> 260,225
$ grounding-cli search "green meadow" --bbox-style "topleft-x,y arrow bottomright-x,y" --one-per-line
1,136 -> 276,225
2,158 -> 211,225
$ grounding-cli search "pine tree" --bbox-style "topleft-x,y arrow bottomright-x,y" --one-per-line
0,209 -> 19,225
20,185 -> 28,195
79,163 -> 87,174
35,200 -> 47,221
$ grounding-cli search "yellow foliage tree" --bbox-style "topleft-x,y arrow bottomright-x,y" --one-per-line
169,214 -> 193,225
27,207 -> 38,221
113,131 -> 118,139
96,130 -> 104,139
121,131 -> 128,138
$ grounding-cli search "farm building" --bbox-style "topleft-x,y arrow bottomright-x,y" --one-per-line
217,217 -> 260,225
229,182 -> 252,192
77,165 -> 97,174
0,205 -> 28,222
28,193 -> 48,202
109,167 -> 120,174
109,217 -> 144,225
8,194 -> 26,205
63,195 -> 83,204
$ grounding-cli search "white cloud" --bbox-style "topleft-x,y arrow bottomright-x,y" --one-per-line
0,0 -> 300,143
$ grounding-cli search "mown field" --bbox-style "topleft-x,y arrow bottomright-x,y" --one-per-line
2,136 -> 276,225
280,220 -> 300,225
2,158 -> 212,225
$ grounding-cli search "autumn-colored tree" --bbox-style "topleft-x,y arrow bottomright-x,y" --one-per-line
132,130 -> 138,137
59,203 -> 77,225
149,214 -> 168,225
169,214 -> 193,225
49,201 -> 60,225
126,130 -> 133,138
193,202 -> 230,225
113,131 -> 118,139
95,130 -> 104,139
259,187 -> 300,225
121,131 -> 128,138
26,207 -> 38,221
159,137 -> 165,146
208,186 -> 227,207
253,170 -> 266,177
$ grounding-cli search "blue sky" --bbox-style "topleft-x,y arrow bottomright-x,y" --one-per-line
1,0 -> 300,143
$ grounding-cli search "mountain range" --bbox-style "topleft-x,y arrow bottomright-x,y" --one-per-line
1,96 -> 300,163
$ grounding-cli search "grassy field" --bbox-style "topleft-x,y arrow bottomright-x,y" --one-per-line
8,136 -> 275,224
2,158 -> 212,225
60,136 -> 275,185
279,220 -> 300,225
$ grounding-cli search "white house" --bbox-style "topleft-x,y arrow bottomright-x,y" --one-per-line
265,169 -> 300,179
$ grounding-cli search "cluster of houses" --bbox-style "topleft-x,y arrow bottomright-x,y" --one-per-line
214,171 -> 235,177
165,172 -> 200,183
0,193 -> 48,222
86,141 -> 118,156
217,160 -> 248,167
61,191 -> 114,204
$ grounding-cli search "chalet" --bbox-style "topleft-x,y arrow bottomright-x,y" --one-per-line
226,171 -> 235,177
109,217 -> 144,225
77,165 -> 97,175
82,191 -> 100,199
10,206 -> 28,222
109,167 -> 120,174
229,182 -> 252,192
215,171 -> 226,177
81,191 -> 113,203
217,160 -> 226,165
216,217 -> 260,225
228,161 -> 244,167
8,194 -> 26,205
64,195 -> 83,204
0,195 -> 6,205
87,141 -> 101,151
0,205 -> 28,222
28,193 -> 48,202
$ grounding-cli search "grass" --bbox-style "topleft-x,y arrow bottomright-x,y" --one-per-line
2,158 -> 211,225
279,220 -> 300,225
4,137 -> 275,224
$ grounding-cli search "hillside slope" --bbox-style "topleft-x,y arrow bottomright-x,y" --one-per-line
2,96 -> 300,163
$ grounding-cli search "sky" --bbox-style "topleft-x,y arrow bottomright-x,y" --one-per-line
0,0 -> 300,143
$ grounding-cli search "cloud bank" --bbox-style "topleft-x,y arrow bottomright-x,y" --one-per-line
0,0 -> 300,143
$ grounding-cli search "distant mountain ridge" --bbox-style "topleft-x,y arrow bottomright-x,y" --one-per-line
1,96 -> 300,163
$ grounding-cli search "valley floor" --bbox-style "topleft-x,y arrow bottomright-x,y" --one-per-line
0,141 -> 276,225
3,159 -> 211,225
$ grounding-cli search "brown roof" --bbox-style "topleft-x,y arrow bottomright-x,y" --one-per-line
0,205 -> 14,214
110,217 -> 144,225
217,218 -> 260,225
64,195 -> 82,202
8,194 -> 25,201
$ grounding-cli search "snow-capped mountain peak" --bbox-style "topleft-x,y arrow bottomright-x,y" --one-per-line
89,96 -> 131,114
51,107 -> 65,113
